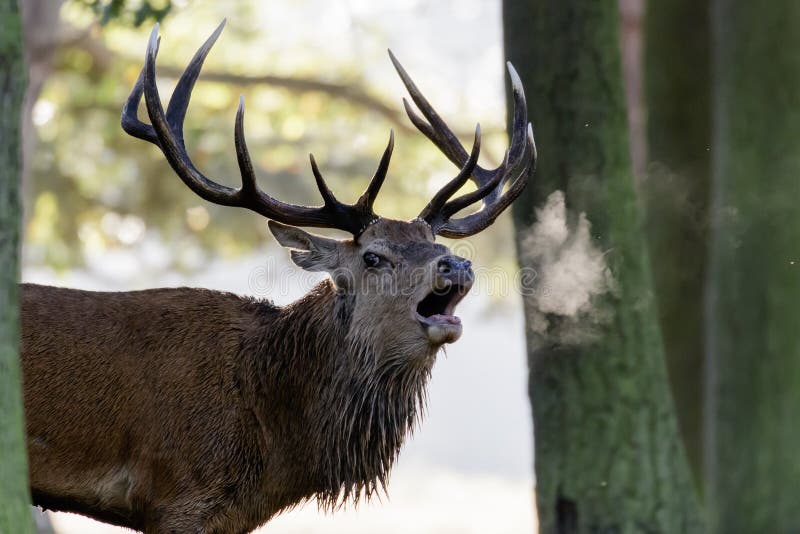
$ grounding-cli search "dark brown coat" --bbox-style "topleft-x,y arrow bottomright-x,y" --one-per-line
21,219 -> 471,533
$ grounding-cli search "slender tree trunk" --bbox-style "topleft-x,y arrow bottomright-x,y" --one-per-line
643,0 -> 711,485
503,2 -> 704,531
705,1 -> 800,531
0,1 -> 34,532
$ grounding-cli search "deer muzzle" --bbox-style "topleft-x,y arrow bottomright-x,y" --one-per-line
416,255 -> 474,345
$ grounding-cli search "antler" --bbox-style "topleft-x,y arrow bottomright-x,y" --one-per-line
389,51 -> 537,239
122,21 -> 392,236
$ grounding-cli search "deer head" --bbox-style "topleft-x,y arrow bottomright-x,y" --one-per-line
121,20 -> 536,356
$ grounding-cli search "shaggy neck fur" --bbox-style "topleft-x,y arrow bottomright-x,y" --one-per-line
249,279 -> 435,509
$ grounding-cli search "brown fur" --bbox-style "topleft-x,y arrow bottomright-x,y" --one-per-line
21,218 -> 470,533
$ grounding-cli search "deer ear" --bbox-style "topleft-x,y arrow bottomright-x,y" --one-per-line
268,220 -> 341,273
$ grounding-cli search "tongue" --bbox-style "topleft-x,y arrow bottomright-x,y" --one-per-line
428,314 -> 461,325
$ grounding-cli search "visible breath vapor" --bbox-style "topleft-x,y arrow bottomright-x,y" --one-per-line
520,191 -> 614,346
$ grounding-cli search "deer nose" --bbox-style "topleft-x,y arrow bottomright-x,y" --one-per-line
437,256 -> 473,284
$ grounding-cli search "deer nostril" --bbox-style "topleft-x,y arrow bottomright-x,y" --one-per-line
438,256 -> 471,276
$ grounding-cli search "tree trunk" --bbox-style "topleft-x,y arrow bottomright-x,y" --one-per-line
0,1 -> 34,532
643,0 -> 711,486
705,0 -> 800,531
502,2 -> 704,531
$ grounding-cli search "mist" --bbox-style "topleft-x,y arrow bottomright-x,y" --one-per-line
519,190 -> 614,346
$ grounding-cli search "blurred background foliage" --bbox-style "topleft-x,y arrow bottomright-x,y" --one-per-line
74,0 -> 172,26
25,0 -> 514,277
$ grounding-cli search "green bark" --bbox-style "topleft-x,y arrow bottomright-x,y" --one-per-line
643,0 -> 711,485
0,1 -> 34,532
705,1 -> 800,531
503,2 -> 704,532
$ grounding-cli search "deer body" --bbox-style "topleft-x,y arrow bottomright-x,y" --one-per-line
23,284 -> 277,531
22,276 -> 429,532
21,21 -> 535,533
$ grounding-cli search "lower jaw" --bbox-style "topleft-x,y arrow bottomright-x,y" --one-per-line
423,321 -> 463,345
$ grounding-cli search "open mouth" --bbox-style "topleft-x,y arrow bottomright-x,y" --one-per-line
415,282 -> 471,344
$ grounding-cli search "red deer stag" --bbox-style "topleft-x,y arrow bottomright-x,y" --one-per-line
21,21 -> 536,533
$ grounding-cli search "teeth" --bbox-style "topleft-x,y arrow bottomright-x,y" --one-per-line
428,314 -> 461,325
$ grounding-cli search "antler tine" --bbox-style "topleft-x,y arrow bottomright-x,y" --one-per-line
122,20 -> 225,146
121,66 -> 157,143
390,51 -> 527,190
124,22 -> 389,236
142,23 -> 240,205
438,124 -> 537,238
234,95 -> 266,197
165,20 -> 226,149
389,51 -> 479,172
235,95 -> 353,228
440,146 -> 508,220
308,154 -> 339,208
503,62 -> 531,183
390,50 -> 535,238
418,124 -> 481,223
356,130 -> 394,216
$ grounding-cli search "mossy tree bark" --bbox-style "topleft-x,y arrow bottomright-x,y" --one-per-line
705,0 -> 800,531
643,0 -> 711,485
503,2 -> 704,531
0,0 -> 34,532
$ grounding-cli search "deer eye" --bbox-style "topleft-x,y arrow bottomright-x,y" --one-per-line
363,252 -> 382,268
